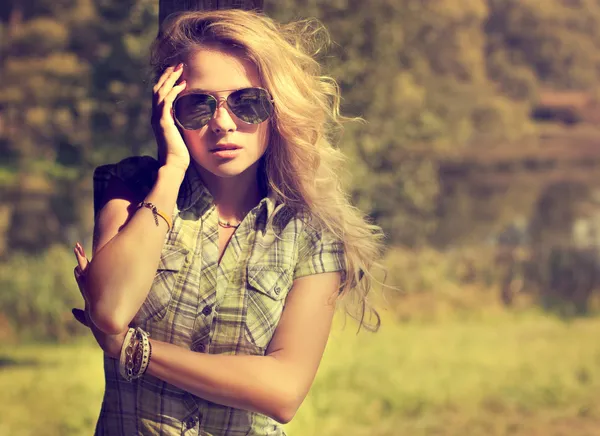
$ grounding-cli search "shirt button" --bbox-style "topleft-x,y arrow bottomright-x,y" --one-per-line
185,416 -> 197,429
202,305 -> 212,316
197,344 -> 206,353
274,286 -> 281,295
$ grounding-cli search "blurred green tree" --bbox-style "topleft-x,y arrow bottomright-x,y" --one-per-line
267,0 -> 536,244
0,0 -> 158,253
486,0 -> 600,90
1,0 -> 598,250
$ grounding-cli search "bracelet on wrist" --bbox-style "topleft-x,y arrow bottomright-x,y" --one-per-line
137,201 -> 172,232
119,328 -> 136,381
119,327 -> 152,382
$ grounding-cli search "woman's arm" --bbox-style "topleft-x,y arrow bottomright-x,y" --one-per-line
86,65 -> 190,334
74,234 -> 341,422
85,164 -> 185,334
147,272 -> 340,423
86,271 -> 340,424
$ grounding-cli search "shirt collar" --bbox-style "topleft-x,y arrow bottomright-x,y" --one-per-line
176,163 -> 214,216
177,163 -> 277,230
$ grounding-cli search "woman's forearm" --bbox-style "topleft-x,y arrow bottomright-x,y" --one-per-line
86,164 -> 186,333
146,340 -> 305,424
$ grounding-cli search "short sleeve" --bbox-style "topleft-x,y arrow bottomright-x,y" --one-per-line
93,155 -> 160,219
293,224 -> 346,281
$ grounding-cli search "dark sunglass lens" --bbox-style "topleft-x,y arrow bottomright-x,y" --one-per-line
227,88 -> 273,124
174,94 -> 217,130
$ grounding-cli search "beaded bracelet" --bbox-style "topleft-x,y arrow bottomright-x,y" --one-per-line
137,201 -> 172,232
137,328 -> 151,376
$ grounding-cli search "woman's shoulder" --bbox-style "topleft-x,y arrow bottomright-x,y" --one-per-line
285,214 -> 346,279
272,207 -> 338,241
93,155 -> 160,216
94,155 -> 160,181
272,210 -> 344,260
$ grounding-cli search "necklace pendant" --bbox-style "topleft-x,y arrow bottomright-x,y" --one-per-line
218,219 -> 239,229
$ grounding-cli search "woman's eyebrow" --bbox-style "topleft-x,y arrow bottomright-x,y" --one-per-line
184,87 -> 212,94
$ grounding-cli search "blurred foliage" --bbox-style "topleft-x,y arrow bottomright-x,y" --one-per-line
2,0 -> 594,252
0,245 -> 83,342
0,0 -> 158,254
3,0 -> 600,339
267,0 -> 536,244
486,0 -> 600,90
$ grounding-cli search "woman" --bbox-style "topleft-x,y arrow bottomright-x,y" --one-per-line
72,9 -> 383,435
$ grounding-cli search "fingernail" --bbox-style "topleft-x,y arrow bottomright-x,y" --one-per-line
174,63 -> 183,71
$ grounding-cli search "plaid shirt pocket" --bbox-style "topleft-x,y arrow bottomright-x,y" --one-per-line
244,266 -> 293,351
133,244 -> 189,324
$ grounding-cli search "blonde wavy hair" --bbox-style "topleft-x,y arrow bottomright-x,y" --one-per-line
150,9 -> 385,331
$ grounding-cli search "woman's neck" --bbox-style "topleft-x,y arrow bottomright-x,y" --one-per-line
194,163 -> 264,223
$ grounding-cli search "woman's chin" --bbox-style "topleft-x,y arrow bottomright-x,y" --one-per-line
205,162 -> 254,179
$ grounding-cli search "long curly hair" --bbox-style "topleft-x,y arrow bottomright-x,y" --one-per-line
150,9 -> 385,331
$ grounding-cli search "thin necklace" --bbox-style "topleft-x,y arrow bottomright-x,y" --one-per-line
218,218 -> 240,229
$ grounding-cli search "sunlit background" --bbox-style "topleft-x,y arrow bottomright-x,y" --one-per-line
2,0 -> 600,435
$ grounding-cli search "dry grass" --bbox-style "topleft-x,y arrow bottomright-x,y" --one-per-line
1,308 -> 599,436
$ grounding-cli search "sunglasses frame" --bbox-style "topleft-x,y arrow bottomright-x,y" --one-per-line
172,86 -> 275,131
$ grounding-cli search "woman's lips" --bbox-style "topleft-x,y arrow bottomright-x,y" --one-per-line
210,144 -> 241,159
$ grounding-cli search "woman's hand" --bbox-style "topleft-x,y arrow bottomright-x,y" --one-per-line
72,243 -> 127,359
152,64 -> 190,172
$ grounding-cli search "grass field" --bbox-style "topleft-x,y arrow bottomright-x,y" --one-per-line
1,309 -> 600,436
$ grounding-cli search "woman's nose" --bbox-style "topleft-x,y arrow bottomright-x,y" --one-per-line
210,101 -> 237,134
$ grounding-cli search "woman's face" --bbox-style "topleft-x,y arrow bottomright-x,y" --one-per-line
179,47 -> 270,180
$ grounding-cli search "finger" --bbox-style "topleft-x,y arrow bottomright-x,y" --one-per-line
73,267 -> 88,302
75,241 -> 86,260
72,308 -> 90,327
73,252 -> 90,303
162,81 -> 187,119
74,243 -> 90,272
74,265 -> 82,280
74,266 -> 85,288
156,65 -> 184,105
153,65 -> 176,94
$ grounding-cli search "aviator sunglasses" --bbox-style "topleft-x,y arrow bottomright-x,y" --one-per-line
173,87 -> 274,130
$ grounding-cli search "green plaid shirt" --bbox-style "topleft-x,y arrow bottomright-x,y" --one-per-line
92,156 -> 345,436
